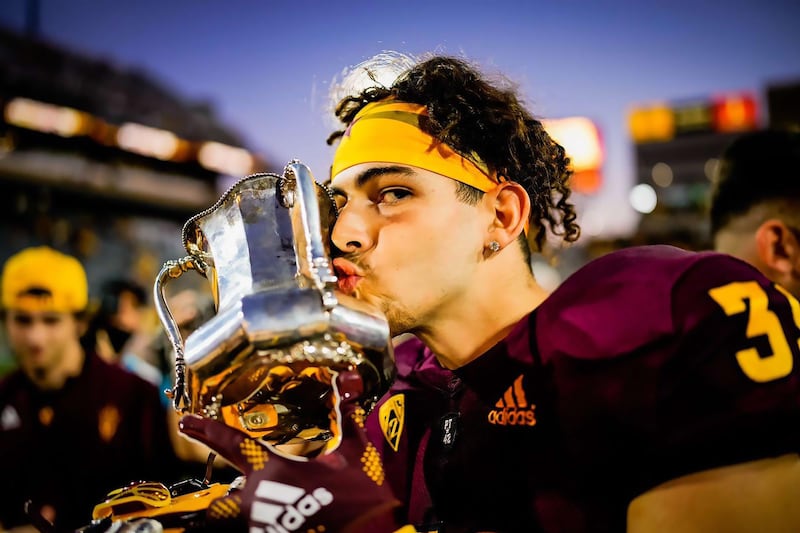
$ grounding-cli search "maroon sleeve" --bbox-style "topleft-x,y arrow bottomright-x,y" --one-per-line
539,247 -> 800,504
652,253 -> 800,483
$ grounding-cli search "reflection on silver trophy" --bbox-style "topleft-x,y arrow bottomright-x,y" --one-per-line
153,160 -> 394,451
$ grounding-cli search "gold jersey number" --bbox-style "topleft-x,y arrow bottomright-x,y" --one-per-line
708,281 -> 800,383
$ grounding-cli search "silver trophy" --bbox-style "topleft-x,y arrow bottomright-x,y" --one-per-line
153,160 -> 393,449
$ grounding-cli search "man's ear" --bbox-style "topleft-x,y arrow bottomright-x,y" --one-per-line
754,219 -> 800,275
484,182 -> 531,246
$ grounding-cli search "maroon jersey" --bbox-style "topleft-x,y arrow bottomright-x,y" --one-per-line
0,353 -> 183,530
365,245 -> 800,532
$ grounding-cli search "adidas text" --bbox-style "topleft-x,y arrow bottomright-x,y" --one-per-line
250,480 -> 333,532
487,408 -> 536,426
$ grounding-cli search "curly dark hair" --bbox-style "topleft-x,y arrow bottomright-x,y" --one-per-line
327,55 -> 580,256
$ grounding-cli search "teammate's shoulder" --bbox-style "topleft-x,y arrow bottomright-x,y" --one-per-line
546,245 -> 700,309
555,245 -> 760,298
573,244 -> 732,278
537,245 -> 762,361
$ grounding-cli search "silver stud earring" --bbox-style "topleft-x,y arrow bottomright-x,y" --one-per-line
488,241 -> 501,253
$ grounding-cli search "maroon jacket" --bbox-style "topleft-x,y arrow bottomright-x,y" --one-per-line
365,245 -> 800,532
0,352 -> 183,531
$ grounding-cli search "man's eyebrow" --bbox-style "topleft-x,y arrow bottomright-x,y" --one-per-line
329,165 -> 416,197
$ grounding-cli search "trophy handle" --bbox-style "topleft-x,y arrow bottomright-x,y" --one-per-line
284,160 -> 338,309
154,256 -> 207,412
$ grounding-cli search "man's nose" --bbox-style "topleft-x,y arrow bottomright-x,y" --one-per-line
331,203 -> 373,255
23,321 -> 49,345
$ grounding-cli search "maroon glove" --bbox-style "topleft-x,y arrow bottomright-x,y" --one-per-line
178,395 -> 401,532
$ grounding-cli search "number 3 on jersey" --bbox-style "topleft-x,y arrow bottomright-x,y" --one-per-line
708,281 -> 800,383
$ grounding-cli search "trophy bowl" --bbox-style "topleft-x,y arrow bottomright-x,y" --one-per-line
154,160 -> 394,454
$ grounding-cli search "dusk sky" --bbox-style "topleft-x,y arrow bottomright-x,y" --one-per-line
1,0 -> 799,238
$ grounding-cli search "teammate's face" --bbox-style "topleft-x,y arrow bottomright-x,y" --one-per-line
111,290 -> 144,333
330,164 -> 486,336
4,309 -> 81,380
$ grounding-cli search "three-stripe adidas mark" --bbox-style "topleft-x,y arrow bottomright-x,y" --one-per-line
249,479 -> 333,532
487,375 -> 537,426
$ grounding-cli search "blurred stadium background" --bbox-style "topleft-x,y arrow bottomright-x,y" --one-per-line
0,11 -> 798,373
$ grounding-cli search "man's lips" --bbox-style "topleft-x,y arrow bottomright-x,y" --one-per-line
333,258 -> 364,295
337,275 -> 361,294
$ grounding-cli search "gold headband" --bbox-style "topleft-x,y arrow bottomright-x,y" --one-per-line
330,100 -> 500,191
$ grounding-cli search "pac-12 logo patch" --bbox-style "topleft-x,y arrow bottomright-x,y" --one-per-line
378,394 -> 404,452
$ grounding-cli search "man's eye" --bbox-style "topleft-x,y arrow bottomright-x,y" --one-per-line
378,188 -> 411,203
12,315 -> 32,326
331,193 -> 347,211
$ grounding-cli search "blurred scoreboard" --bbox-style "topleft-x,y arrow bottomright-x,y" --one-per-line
630,93 -> 759,145
627,93 -> 761,248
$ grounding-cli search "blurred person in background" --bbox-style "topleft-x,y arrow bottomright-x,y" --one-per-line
83,280 -> 218,466
146,286 -> 218,390
710,129 -> 800,298
176,53 -> 800,532
85,278 -> 229,472
154,287 -> 234,466
0,246 -> 183,532
83,278 -> 164,388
